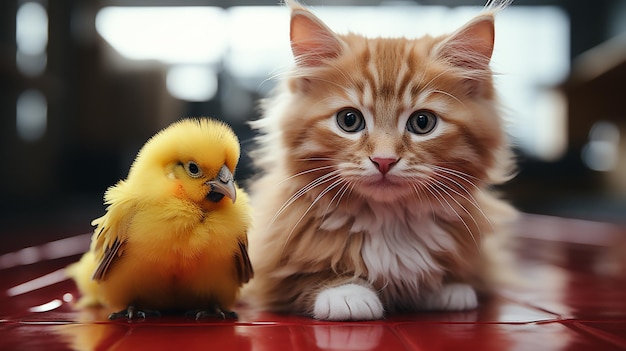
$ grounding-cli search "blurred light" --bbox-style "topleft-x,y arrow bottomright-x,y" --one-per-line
63,293 -> 74,303
582,121 -> 620,172
7,269 -> 67,296
16,2 -> 48,55
16,51 -> 47,76
29,299 -> 62,313
226,6 -> 291,88
16,1 -> 48,76
166,65 -> 218,102
0,234 -> 90,269
488,6 -> 569,161
95,7 -> 226,64
532,90 -> 568,161
16,89 -> 47,142
572,35 -> 626,83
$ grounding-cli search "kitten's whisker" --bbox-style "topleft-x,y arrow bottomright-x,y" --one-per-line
285,171 -> 339,205
342,182 -> 357,209
327,63 -> 363,93
270,170 -> 341,229
436,185 -> 480,252
420,70 -> 451,93
432,172 -> 495,235
259,68 -> 288,91
295,157 -> 341,163
302,75 -> 347,91
425,183 -> 480,252
431,171 -> 480,208
321,181 -> 350,221
422,183 -> 452,218
266,171 -> 340,255
411,183 -> 436,220
430,178 -> 482,242
430,90 -> 465,106
278,165 -> 336,185
277,171 -> 338,214
312,178 -> 346,221
413,59 -> 431,95
318,181 -> 346,223
411,184 -> 424,204
431,165 -> 482,184
430,165 -> 496,234
281,177 -> 344,256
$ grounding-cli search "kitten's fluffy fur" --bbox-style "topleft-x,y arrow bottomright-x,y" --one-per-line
244,0 -> 517,321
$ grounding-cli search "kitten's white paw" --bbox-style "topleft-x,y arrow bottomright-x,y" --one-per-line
313,283 -> 384,321
422,283 -> 478,311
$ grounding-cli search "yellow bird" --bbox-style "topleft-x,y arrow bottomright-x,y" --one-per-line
66,118 -> 253,320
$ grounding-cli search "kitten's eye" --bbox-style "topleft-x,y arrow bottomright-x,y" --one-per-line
336,108 -> 365,133
407,110 -> 437,135
184,161 -> 204,178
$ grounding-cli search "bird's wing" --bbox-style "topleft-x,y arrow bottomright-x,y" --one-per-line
91,227 -> 126,281
90,186 -> 137,281
235,238 -> 254,285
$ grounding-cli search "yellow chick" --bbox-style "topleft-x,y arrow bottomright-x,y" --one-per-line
66,118 -> 253,320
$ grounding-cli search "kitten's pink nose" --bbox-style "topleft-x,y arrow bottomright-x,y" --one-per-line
370,157 -> 398,175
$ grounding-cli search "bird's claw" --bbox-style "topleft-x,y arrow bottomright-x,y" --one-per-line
186,307 -> 238,320
108,305 -> 160,321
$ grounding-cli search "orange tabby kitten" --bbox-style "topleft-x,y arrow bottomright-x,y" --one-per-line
245,0 -> 517,321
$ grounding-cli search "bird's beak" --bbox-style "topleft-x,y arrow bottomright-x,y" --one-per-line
206,165 -> 237,204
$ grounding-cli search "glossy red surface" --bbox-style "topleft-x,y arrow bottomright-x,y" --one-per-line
1,214 -> 626,350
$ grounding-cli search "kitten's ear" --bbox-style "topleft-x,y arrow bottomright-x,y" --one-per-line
289,5 -> 344,67
434,14 -> 495,70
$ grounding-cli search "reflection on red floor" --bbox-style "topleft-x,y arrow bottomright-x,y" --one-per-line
1,214 -> 626,350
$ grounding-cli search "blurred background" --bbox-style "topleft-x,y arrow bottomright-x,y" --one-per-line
1,0 -> 625,240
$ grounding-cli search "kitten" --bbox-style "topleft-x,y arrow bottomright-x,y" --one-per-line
244,0 -> 517,321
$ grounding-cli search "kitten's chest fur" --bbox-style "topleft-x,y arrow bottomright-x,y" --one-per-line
319,200 -> 459,296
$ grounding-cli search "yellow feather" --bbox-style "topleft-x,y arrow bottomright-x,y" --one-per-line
66,118 -> 253,317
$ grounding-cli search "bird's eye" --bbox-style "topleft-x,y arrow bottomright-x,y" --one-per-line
184,161 -> 203,178
407,110 -> 437,135
336,108 -> 365,133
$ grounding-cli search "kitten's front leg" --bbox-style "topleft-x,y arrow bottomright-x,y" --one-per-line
313,281 -> 384,321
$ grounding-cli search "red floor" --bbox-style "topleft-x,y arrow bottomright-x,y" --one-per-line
1,214 -> 626,350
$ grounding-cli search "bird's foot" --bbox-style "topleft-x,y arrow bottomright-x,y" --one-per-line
108,305 -> 160,321
186,306 -> 238,320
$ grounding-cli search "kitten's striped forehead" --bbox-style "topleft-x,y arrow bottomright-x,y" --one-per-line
345,36 -> 439,126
